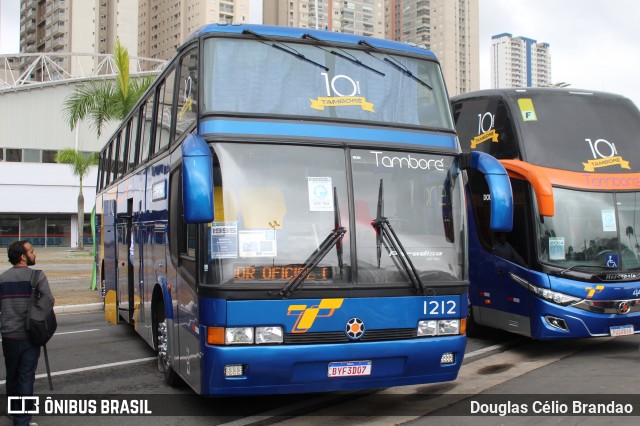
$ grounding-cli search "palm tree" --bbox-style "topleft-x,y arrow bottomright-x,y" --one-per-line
61,40 -> 154,250
55,149 -> 99,250
63,39 -> 154,136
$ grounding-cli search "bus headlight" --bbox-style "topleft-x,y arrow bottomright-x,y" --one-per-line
225,327 -> 254,344
255,326 -> 283,344
417,319 -> 461,336
509,273 -> 582,306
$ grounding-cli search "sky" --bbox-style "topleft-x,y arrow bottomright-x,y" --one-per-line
479,0 -> 640,106
1,0 -> 639,106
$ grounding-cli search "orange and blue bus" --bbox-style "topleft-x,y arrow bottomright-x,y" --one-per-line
95,24 -> 513,395
453,88 -> 640,339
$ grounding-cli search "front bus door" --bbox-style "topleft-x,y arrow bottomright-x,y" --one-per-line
117,199 -> 135,324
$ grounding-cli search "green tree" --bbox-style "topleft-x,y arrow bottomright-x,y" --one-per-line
63,39 -> 154,136
61,40 -> 154,249
55,149 -> 99,250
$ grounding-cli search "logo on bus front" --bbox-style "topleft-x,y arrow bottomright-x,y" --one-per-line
287,298 -> 343,333
583,138 -> 631,172
310,72 -> 375,112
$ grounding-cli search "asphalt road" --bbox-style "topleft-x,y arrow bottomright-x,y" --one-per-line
1,310 -> 639,425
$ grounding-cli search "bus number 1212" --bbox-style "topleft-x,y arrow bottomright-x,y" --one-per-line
424,300 -> 457,315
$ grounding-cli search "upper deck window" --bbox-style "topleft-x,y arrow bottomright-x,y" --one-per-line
202,38 -> 453,130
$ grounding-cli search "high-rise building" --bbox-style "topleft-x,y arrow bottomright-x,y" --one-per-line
385,0 -> 478,96
19,0 -> 139,75
263,0 -> 385,38
491,33 -> 551,88
138,0 -> 251,60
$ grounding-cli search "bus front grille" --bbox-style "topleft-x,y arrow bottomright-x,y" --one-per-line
284,328 -> 417,344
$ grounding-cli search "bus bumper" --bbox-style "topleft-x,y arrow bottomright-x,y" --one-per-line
199,335 -> 465,396
531,298 -> 640,339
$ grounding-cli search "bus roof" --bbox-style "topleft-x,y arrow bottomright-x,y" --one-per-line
184,23 -> 438,60
451,87 -> 631,103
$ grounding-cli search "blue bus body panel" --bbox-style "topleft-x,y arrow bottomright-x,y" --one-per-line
189,24 -> 438,59
199,295 -> 465,395
469,245 -> 640,339
199,119 -> 458,150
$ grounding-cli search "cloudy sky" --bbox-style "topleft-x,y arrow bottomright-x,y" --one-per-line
2,0 -> 638,105
480,0 -> 640,106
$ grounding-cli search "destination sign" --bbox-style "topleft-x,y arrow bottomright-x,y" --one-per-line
233,264 -> 333,282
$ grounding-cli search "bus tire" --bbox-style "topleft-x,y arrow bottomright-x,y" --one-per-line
155,299 -> 180,386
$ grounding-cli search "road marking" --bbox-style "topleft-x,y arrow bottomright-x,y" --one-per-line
0,329 -> 102,342
55,328 -> 101,336
0,357 -> 156,385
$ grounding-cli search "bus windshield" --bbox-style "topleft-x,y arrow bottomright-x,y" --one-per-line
515,93 -> 640,171
202,38 -> 453,130
536,187 -> 640,271
204,143 -> 464,287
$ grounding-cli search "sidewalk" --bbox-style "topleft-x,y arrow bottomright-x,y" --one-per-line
0,246 -> 102,308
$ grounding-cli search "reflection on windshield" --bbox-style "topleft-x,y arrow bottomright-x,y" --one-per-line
203,144 -> 465,287
202,38 -> 453,129
536,188 -> 640,271
352,149 -> 464,284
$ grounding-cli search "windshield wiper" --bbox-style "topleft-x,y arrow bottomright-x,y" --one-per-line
357,40 -> 432,90
278,188 -> 346,298
371,179 -> 430,295
302,33 -> 385,77
243,29 -> 329,72
558,264 -> 604,275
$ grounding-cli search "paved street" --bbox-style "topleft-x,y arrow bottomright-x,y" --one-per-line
0,246 -> 101,306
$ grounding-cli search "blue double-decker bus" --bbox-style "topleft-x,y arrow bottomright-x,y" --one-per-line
95,24 -> 513,395
453,88 -> 640,339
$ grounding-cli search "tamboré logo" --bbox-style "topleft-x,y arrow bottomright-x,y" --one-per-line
287,298 -> 344,333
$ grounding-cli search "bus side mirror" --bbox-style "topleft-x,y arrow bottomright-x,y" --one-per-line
182,134 -> 214,223
460,151 -> 513,232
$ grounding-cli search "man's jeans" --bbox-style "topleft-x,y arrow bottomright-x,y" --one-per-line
3,337 -> 41,426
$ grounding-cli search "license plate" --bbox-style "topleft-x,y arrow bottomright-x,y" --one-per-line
610,325 -> 634,336
328,361 -> 372,378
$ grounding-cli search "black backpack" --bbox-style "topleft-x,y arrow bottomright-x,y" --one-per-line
26,270 -> 57,346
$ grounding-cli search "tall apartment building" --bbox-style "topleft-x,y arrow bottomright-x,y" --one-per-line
138,0 -> 251,60
263,0 -> 385,38
491,33 -> 551,88
386,0 -> 478,96
19,0 -> 139,75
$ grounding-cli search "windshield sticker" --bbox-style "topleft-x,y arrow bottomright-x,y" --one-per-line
239,229 -> 277,258
471,112 -> 500,148
210,221 -> 238,259
310,72 -> 374,112
583,138 -> 631,172
517,98 -> 537,121
601,209 -> 617,232
308,177 -> 333,212
548,237 -> 565,261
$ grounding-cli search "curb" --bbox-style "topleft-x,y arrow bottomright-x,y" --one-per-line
54,302 -> 103,314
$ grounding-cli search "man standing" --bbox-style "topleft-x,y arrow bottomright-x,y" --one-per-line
0,241 -> 54,426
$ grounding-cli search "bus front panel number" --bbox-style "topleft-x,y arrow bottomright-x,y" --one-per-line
424,300 -> 457,316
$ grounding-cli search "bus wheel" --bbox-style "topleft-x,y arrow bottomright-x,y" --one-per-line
156,303 -> 179,386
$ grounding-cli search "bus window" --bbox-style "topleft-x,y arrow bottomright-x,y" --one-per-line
175,47 -> 198,142
155,68 -> 175,154
139,96 -> 155,164
452,97 -> 518,158
116,131 -> 126,178
110,135 -> 120,180
127,113 -> 140,171
104,142 -> 113,186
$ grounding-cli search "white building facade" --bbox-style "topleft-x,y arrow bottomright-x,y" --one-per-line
491,33 -> 551,88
